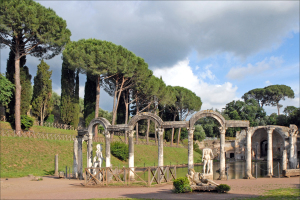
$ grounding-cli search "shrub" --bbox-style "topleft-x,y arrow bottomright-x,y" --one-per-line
45,114 -> 54,123
173,177 -> 192,193
20,115 -> 34,130
111,141 -> 129,161
216,184 -> 231,193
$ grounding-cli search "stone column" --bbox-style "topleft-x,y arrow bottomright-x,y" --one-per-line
77,136 -> 83,180
266,127 -> 274,177
282,149 -> 287,171
187,127 -> 195,174
87,132 -> 93,169
105,131 -> 111,168
157,128 -> 164,167
128,130 -> 135,180
54,154 -> 58,176
73,138 -> 78,178
244,128 -> 254,179
289,129 -> 298,169
218,126 -> 227,180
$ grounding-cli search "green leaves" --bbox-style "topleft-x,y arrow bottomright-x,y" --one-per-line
0,73 -> 14,107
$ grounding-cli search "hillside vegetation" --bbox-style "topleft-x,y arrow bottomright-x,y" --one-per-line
0,122 -> 202,178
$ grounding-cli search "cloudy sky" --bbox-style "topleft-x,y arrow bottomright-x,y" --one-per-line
1,1 -> 299,115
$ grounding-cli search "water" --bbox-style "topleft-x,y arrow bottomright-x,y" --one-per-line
176,161 -> 282,180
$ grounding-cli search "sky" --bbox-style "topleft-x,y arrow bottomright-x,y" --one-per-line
1,1 -> 299,115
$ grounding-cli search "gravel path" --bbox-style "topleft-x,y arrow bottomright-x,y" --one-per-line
1,176 -> 299,200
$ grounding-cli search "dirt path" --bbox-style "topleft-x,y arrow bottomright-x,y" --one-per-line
1,176 -> 299,200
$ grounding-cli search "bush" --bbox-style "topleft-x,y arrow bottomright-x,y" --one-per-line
20,115 -> 34,130
216,184 -> 231,193
45,114 -> 54,123
173,177 -> 192,193
111,141 -> 129,161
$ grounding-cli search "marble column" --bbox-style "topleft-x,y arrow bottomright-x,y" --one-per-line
289,129 -> 298,169
282,149 -> 287,171
77,136 -> 83,180
218,126 -> 227,180
244,127 -> 254,179
73,138 -> 78,178
87,131 -> 93,169
128,130 -> 135,180
266,127 -> 274,177
105,131 -> 111,168
157,128 -> 164,167
187,127 -> 195,174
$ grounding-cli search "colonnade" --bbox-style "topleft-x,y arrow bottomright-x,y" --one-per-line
245,126 -> 298,179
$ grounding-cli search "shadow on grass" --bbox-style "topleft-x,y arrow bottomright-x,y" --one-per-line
43,170 -> 55,175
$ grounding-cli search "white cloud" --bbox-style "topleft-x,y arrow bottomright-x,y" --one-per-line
265,80 -> 271,86
200,64 -> 216,80
153,59 -> 238,111
226,56 -> 284,80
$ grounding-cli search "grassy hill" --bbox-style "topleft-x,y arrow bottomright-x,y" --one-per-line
0,122 -> 202,178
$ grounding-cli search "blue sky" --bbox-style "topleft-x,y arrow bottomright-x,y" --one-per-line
1,1 -> 299,115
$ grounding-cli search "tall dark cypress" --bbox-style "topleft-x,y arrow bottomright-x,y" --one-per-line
60,57 -> 79,128
84,73 -> 97,123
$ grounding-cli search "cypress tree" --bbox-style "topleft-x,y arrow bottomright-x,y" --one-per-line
84,73 -> 96,123
60,58 -> 80,128
31,60 -> 53,125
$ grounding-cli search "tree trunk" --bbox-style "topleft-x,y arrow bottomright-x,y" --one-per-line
135,96 -> 139,143
277,103 -> 280,115
177,128 -> 181,146
123,91 -> 128,144
14,47 -> 21,135
94,76 -> 100,139
154,123 -> 157,144
146,119 -> 150,144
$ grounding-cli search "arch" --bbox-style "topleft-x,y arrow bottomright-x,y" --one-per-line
128,112 -> 163,129
250,126 -> 288,141
87,117 -> 111,134
189,110 -> 226,128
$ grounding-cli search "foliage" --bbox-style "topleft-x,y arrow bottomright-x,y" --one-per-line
60,57 -> 80,128
45,114 -> 55,123
110,141 -> 129,161
173,177 -> 192,193
193,142 -> 202,156
193,125 -> 206,142
51,92 -> 60,122
20,66 -> 32,115
31,60 -> 53,123
196,116 -> 220,137
283,106 -> 297,116
0,0 -> 71,132
20,115 -> 34,130
0,73 -> 14,107
83,73 -> 96,122
85,108 -> 112,128
216,184 -> 231,193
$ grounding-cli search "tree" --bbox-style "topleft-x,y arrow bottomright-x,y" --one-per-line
51,91 -> 60,122
60,57 -> 80,128
264,85 -> 294,115
242,88 -> 266,108
0,0 -> 71,133
0,73 -> 14,108
84,73 -> 97,122
31,60 -> 53,125
283,106 -> 297,116
193,125 -> 206,142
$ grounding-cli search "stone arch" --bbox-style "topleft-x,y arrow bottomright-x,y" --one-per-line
87,117 -> 111,135
128,112 -> 163,129
250,126 -> 288,141
189,110 -> 226,128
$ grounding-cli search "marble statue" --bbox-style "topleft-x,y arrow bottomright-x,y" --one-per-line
202,148 -> 214,174
93,144 -> 104,169
186,169 -> 219,186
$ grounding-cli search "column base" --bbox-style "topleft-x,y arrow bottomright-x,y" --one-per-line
217,174 -> 227,180
265,174 -> 274,178
243,175 -> 255,179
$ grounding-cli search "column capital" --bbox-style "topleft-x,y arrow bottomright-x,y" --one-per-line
289,129 -> 298,137
187,127 -> 195,135
128,130 -> 135,137
156,128 -> 164,135
105,131 -> 110,138
264,126 -> 275,134
218,126 -> 227,134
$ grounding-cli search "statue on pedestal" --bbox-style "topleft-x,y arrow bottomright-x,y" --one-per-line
93,144 -> 104,177
202,148 -> 214,174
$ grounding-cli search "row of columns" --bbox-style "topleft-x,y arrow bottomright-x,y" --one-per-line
245,127 -> 298,179
75,124 -> 229,181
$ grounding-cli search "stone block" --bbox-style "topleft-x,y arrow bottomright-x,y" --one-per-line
59,171 -> 65,178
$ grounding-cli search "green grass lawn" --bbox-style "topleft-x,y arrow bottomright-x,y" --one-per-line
0,134 -> 201,178
232,188 -> 300,200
